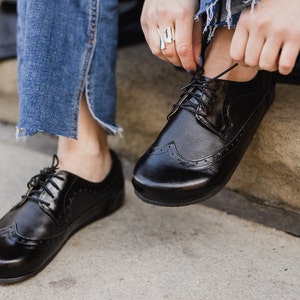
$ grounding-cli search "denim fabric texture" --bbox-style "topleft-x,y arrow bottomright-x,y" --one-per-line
196,0 -> 259,40
16,0 -> 257,139
17,0 -> 120,138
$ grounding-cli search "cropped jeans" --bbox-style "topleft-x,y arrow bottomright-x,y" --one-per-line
17,0 -> 119,138
16,0 -> 258,139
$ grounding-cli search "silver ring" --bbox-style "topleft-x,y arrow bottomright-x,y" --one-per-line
158,29 -> 165,50
158,27 -> 175,50
163,27 -> 175,44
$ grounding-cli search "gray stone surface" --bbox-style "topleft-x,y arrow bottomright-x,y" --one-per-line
228,83 -> 300,212
0,130 -> 300,299
0,58 -> 18,124
0,43 -> 299,218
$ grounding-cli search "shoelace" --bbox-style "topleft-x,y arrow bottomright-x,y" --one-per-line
167,63 -> 238,120
17,155 -> 64,207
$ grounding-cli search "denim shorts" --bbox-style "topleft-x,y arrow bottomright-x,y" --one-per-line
196,0 -> 259,41
17,0 -> 120,138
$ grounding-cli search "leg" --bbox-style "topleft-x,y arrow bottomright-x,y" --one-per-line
132,1 -> 276,206
57,93 -> 112,183
0,0 -> 124,284
203,27 -> 258,81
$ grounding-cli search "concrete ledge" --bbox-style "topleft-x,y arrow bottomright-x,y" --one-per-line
0,58 -> 18,124
228,84 -> 300,213
0,43 -> 299,217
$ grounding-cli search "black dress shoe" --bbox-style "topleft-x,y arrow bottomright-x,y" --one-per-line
132,65 -> 276,206
0,150 -> 124,283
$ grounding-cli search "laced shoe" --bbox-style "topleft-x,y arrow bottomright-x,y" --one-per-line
132,65 -> 276,206
0,150 -> 124,283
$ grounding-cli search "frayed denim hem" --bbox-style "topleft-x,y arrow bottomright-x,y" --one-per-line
15,122 -> 123,141
17,0 -> 120,142
195,0 -> 259,41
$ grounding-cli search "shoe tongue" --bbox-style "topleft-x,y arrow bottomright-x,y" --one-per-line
186,77 -> 214,113
184,77 -> 230,138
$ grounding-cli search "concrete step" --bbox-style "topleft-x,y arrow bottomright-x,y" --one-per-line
0,125 -> 300,298
0,43 -> 299,220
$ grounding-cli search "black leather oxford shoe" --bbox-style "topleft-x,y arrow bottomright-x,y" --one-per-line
132,66 -> 276,206
0,150 -> 124,283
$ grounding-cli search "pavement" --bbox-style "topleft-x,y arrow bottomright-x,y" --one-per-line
0,121 -> 300,300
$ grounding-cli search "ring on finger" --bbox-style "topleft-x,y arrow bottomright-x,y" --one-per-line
158,27 -> 175,50
163,27 -> 175,43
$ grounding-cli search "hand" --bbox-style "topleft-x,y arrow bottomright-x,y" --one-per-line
230,0 -> 300,75
140,0 -> 201,71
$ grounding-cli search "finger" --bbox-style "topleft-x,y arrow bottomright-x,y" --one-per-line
230,22 -> 249,63
244,30 -> 265,67
278,43 -> 300,75
259,38 -> 281,72
159,26 -> 182,66
140,3 -> 169,62
193,19 -> 202,68
143,25 -> 169,62
174,18 -> 196,71
230,7 -> 251,63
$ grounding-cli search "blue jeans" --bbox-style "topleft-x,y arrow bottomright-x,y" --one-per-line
17,0 -> 120,138
16,0 -> 257,139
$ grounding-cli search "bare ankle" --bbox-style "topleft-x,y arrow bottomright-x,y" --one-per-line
56,93 -> 113,182
57,136 -> 112,182
58,150 -> 111,183
203,27 -> 258,81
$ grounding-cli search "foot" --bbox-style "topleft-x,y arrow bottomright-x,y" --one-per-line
132,65 -> 276,206
0,150 -> 124,283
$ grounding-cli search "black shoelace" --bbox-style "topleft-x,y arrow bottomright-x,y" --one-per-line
16,155 -> 64,208
167,63 -> 238,120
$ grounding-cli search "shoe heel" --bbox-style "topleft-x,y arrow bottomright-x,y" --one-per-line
106,186 -> 125,214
